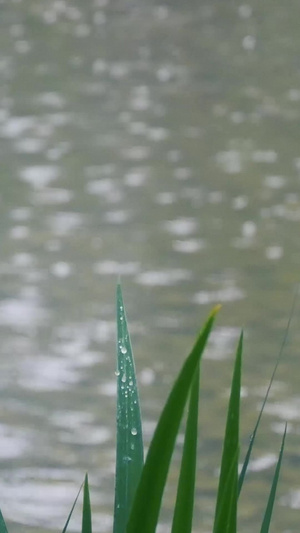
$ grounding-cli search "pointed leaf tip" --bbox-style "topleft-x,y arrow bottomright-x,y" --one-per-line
0,509 -> 9,533
260,424 -> 287,533
114,283 -> 144,533
127,308 -> 215,533
82,473 -> 92,533
212,304 -> 222,315
62,481 -> 84,533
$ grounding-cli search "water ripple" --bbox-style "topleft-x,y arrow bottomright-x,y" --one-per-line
193,286 -> 245,305
19,166 -> 60,188
93,261 -> 140,276
136,269 -> 191,286
163,218 -> 198,236
0,298 -> 48,331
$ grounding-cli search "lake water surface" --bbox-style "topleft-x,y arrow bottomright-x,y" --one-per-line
1,1 -> 300,532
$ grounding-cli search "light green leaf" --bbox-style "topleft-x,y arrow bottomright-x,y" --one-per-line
127,306 -> 220,533
171,364 -> 200,533
213,332 -> 243,533
260,424 -> 287,533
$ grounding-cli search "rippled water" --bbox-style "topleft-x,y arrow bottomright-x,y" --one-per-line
1,1 -> 300,532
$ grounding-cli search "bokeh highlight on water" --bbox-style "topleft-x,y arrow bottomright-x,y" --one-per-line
1,1 -> 300,531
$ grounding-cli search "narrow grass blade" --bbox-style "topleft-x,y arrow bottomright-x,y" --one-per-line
171,364 -> 200,533
260,424 -> 287,533
62,481 -> 83,533
213,332 -> 243,533
239,287 -> 298,496
0,509 -> 9,533
82,474 -> 92,533
126,306 -> 220,533
113,284 -> 144,533
213,448 -> 240,533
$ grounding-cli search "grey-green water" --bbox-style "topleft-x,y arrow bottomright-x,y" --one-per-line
1,1 -> 300,531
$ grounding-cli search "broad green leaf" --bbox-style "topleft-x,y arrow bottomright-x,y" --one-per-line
126,306 -> 220,533
113,284 -> 144,533
213,332 -> 243,533
0,509 -> 9,533
62,481 -> 83,533
260,424 -> 287,533
171,364 -> 200,533
239,288 -> 298,495
82,474 -> 92,533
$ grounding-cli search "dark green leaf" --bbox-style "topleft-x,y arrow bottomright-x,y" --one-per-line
239,288 -> 298,495
81,474 -> 92,533
0,509 -> 9,533
113,284 -> 144,533
62,481 -> 83,533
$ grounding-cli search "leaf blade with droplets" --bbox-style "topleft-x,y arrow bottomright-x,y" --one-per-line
113,284 -> 144,533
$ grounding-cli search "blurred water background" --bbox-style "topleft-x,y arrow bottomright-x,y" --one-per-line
1,1 -> 300,532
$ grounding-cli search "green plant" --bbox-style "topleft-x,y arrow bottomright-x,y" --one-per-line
0,284 -> 290,533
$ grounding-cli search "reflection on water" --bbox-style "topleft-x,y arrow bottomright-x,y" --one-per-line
1,1 -> 300,532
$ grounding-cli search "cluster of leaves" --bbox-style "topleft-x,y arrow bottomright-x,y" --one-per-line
0,284 -> 293,533
113,285 -> 287,533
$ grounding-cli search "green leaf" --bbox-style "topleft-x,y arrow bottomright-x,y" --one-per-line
238,288 -> 298,495
113,284 -> 144,533
82,474 -> 92,533
0,509 -> 9,533
171,364 -> 200,533
62,481 -> 83,533
213,331 -> 243,533
126,306 -> 220,533
260,424 -> 287,533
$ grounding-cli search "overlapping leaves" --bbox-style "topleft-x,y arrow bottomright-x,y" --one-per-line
0,285 -> 291,533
